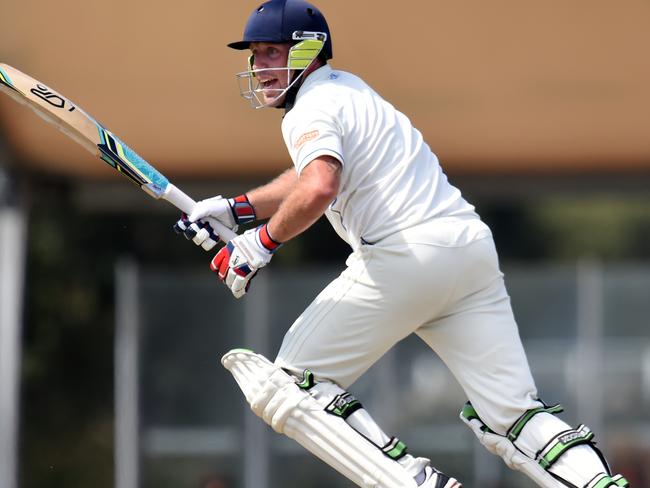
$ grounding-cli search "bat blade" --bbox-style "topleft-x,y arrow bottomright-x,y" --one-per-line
0,63 -> 235,242
0,63 -> 169,197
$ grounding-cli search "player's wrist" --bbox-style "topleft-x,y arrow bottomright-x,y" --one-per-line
228,194 -> 257,225
256,223 -> 282,253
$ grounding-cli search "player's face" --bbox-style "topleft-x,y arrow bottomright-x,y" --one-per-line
249,42 -> 293,107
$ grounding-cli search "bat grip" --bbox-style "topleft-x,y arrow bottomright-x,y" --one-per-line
162,183 -> 237,243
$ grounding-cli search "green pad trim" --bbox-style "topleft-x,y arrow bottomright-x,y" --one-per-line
538,424 -> 594,470
382,437 -> 408,460
460,402 -> 479,422
588,473 -> 630,488
296,369 -> 315,390
325,392 -> 362,420
460,402 -> 495,433
613,474 -> 630,487
507,403 -> 564,442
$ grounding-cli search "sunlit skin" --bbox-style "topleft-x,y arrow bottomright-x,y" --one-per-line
247,156 -> 341,243
250,42 -> 294,107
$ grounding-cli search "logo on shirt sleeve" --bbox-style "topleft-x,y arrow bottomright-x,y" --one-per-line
294,129 -> 320,150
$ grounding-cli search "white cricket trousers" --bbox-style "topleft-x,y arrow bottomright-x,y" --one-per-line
275,231 -> 541,433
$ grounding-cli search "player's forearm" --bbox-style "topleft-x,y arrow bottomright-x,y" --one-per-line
246,168 -> 297,220
265,157 -> 341,243
266,184 -> 333,242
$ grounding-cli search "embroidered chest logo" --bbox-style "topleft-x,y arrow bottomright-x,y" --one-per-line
294,129 -> 320,150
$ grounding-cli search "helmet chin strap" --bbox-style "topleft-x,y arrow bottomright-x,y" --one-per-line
280,59 -> 324,113
278,72 -> 300,112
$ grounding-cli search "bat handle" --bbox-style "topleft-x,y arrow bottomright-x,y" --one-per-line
162,183 -> 237,243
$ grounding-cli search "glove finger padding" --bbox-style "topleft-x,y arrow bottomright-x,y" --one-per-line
224,255 -> 257,299
184,222 -> 200,240
229,268 -> 258,299
173,213 -> 190,234
211,242 -> 257,298
210,246 -> 231,280
175,213 -> 220,251
191,219 -> 221,251
193,227 -> 215,251
210,227 -> 276,298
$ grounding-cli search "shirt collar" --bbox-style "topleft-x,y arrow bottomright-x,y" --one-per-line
296,64 -> 333,97
283,64 -> 333,114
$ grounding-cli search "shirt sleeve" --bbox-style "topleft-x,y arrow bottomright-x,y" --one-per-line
281,106 -> 344,175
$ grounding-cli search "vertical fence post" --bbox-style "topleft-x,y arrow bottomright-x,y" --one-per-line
0,202 -> 27,488
242,271 -> 271,488
115,259 -> 140,488
575,258 -> 604,436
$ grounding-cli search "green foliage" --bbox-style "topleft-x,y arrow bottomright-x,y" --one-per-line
533,196 -> 650,260
480,195 -> 650,261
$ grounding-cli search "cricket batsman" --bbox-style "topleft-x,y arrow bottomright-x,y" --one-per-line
175,1 -> 629,487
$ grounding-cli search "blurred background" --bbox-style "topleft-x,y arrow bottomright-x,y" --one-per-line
1,0 -> 649,487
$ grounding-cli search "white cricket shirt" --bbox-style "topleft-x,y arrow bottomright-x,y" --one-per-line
281,64 -> 491,251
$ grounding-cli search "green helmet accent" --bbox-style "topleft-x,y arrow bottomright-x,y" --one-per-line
288,36 -> 326,70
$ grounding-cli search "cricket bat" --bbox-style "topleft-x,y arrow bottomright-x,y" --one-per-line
0,62 -> 236,242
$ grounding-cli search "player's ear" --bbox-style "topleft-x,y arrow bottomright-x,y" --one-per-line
248,55 -> 256,77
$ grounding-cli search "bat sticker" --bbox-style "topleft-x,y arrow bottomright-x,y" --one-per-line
98,128 -> 150,186
30,84 -> 76,112
96,127 -> 168,194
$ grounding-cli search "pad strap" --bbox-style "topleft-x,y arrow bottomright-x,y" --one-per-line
587,473 -> 630,488
325,392 -> 363,419
311,373 -> 410,463
460,402 -> 495,434
507,403 -> 564,442
537,424 -> 594,470
295,369 -> 316,390
381,437 -> 408,461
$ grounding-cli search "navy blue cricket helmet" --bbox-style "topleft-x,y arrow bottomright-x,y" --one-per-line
228,0 -> 333,60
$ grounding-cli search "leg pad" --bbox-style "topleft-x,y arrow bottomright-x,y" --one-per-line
460,402 -> 629,488
222,348 -> 421,488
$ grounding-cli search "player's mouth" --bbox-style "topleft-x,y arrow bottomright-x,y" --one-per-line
259,78 -> 280,92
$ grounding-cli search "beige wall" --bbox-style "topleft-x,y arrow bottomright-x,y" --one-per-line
0,0 -> 648,180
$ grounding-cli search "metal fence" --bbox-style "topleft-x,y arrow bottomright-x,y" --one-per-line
115,260 -> 650,488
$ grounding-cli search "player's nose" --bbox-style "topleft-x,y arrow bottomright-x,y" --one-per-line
251,55 -> 267,71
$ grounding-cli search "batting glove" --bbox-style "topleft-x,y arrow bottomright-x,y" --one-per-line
210,223 -> 282,299
173,194 -> 256,251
